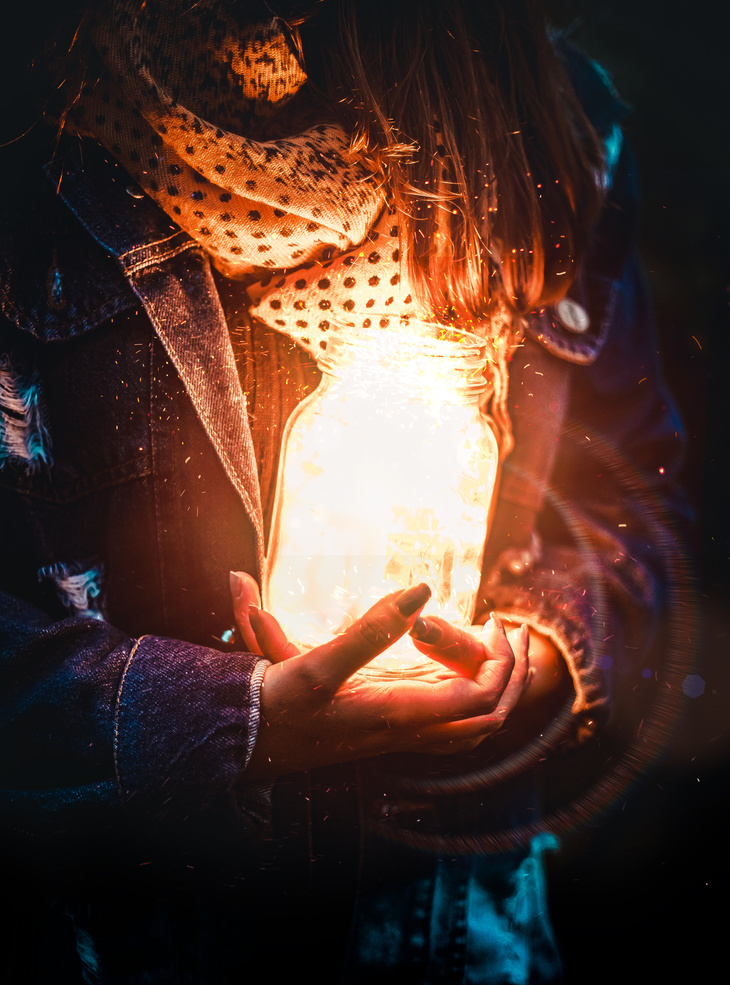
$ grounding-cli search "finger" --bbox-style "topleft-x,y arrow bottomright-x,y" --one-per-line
230,570 -> 264,654
472,614 -> 517,695
417,615 -> 517,721
359,614 -> 516,727
416,714 -> 505,749
448,626 -> 529,735
409,616 -> 484,677
248,605 -> 301,662
481,612 -> 519,660
403,630 -> 527,748
402,615 -> 516,722
490,623 -> 530,717
306,583 -> 431,687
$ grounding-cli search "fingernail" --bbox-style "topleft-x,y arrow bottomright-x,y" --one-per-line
229,571 -> 243,600
248,603 -> 261,627
410,616 -> 428,639
488,611 -> 504,631
396,583 -> 431,617
409,616 -> 441,644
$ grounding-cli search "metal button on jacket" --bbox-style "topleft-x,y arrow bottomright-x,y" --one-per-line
555,297 -> 590,334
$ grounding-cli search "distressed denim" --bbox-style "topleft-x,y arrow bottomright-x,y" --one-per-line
0,41 -> 689,984
347,836 -> 561,985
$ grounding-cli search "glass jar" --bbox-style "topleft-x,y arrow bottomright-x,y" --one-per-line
263,319 -> 499,674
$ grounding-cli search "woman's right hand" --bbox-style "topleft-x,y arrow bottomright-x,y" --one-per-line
231,573 -> 529,780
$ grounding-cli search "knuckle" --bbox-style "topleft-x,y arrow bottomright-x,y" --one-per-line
478,695 -> 501,716
354,611 -> 399,650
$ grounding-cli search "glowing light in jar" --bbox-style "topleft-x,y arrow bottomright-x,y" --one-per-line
264,320 -> 500,677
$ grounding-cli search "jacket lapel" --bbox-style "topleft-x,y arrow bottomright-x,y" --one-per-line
46,141 -> 266,580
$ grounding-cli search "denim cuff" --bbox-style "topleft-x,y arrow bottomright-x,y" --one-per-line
481,547 -> 613,744
113,635 -> 269,835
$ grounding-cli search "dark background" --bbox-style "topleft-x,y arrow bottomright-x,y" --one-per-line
544,1 -> 729,980
1,1 -> 728,981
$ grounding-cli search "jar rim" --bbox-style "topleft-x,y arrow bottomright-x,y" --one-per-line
325,316 -> 484,346
320,317 -> 487,370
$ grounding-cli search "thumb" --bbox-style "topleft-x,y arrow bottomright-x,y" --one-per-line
306,583 -> 431,687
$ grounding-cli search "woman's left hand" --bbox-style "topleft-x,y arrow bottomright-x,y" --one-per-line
472,611 -> 570,706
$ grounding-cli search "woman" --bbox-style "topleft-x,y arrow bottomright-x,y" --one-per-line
0,1 -> 686,981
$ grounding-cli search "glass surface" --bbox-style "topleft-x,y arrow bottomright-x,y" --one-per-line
264,320 -> 499,675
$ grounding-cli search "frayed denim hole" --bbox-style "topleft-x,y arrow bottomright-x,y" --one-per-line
38,562 -> 106,620
0,355 -> 52,470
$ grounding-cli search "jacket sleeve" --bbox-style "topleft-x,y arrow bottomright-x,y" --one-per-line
0,588 -> 269,858
477,145 -> 690,746
0,165 -> 272,860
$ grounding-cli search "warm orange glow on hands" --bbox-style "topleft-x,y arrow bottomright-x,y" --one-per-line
230,574 -> 529,780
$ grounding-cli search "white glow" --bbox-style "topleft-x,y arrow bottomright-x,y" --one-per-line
264,320 -> 499,675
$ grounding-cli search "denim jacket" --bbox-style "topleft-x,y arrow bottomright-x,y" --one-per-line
0,44 -> 687,984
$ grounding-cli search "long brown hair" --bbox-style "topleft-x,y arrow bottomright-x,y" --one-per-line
295,0 -> 605,325
8,0 -> 605,327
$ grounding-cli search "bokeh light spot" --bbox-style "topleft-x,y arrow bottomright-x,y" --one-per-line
681,674 -> 705,698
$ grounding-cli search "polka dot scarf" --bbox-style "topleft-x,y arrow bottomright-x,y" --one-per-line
245,203 -> 433,355
71,0 -> 517,451
70,0 -> 385,284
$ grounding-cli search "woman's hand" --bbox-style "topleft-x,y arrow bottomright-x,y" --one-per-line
472,610 -> 571,707
230,572 -> 529,780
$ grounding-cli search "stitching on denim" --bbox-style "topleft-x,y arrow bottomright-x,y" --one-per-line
117,228 -> 186,261
245,658 -> 269,769
113,635 -> 148,807
1,291 -> 137,340
38,562 -> 105,619
0,355 -> 52,469
121,235 -> 197,275
125,240 -> 199,275
1,456 -> 152,506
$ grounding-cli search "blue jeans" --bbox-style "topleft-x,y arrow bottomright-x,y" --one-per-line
348,836 -> 562,984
